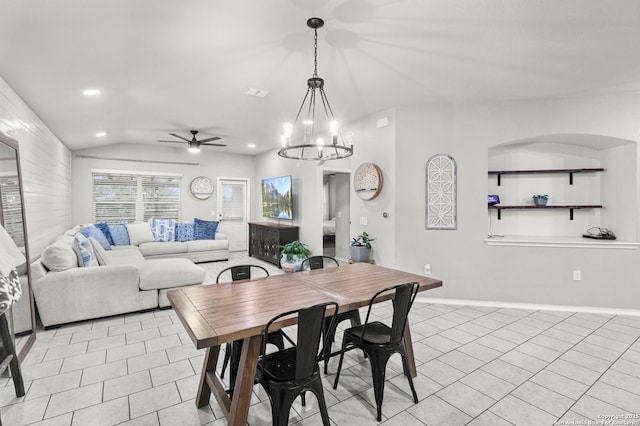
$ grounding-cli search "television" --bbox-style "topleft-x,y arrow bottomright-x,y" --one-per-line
262,175 -> 293,220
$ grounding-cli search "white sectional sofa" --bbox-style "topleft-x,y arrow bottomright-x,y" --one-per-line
30,225 -> 229,327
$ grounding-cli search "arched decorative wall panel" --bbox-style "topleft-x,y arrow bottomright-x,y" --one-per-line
426,154 -> 457,230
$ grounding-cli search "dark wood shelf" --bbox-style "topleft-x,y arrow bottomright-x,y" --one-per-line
489,205 -> 603,220
488,168 -> 604,185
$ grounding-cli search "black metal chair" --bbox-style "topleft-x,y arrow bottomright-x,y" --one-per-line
300,255 -> 339,270
332,282 -> 420,421
257,301 -> 339,426
301,256 -> 363,373
215,265 -> 293,381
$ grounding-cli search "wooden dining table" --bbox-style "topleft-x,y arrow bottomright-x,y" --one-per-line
168,262 -> 442,426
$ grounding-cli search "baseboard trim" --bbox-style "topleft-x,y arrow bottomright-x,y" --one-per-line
415,297 -> 640,317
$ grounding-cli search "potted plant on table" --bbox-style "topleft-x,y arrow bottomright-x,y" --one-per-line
350,232 -> 374,262
279,240 -> 311,273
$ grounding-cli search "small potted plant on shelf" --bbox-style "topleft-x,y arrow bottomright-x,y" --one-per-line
350,232 -> 374,262
279,240 -> 311,273
532,194 -> 549,206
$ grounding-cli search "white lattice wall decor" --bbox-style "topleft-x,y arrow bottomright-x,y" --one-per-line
426,154 -> 457,229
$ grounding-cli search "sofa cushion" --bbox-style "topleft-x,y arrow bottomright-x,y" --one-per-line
73,233 -> 98,268
176,223 -> 194,242
193,218 -> 218,240
80,224 -> 112,251
186,239 -> 229,253
107,247 -> 146,266
89,237 -> 111,266
94,222 -> 114,246
108,224 -> 130,246
40,235 -> 78,271
138,241 -> 188,257
138,258 -> 205,291
150,218 -> 176,242
126,223 -> 155,246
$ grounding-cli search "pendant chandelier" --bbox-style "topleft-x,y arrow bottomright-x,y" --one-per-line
278,17 -> 354,161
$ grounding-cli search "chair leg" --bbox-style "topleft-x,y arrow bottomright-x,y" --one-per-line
332,340 -> 349,389
322,317 -> 333,374
220,343 -> 231,378
301,391 -> 306,406
399,348 -> 419,403
309,379 -> 331,426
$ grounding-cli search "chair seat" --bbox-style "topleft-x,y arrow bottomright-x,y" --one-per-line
344,321 -> 392,345
261,347 -> 298,381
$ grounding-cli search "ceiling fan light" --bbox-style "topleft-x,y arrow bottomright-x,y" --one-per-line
188,141 -> 201,153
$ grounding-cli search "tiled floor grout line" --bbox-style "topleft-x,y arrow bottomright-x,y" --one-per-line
556,328 -> 640,421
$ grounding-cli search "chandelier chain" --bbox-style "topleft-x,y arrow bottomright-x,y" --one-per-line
313,28 -> 318,78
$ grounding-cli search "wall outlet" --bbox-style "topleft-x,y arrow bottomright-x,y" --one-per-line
573,270 -> 582,281
424,264 -> 432,275
359,216 -> 368,225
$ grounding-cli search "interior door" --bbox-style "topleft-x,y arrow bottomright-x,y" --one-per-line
217,178 -> 249,252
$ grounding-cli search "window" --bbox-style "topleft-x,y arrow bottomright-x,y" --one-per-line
92,170 -> 182,223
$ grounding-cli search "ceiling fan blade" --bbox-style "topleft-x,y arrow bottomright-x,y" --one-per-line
157,140 -> 184,143
169,133 -> 191,142
200,142 -> 227,147
198,136 -> 221,143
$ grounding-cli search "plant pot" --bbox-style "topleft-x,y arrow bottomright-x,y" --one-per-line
280,255 -> 304,273
350,246 -> 371,262
533,196 -> 549,206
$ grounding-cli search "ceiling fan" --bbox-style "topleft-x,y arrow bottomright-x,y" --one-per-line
158,130 -> 226,153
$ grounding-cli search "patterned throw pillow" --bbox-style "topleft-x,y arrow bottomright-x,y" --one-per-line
73,233 -> 98,267
94,222 -> 114,246
150,218 -> 176,242
175,223 -> 195,242
193,218 -> 218,240
80,224 -> 112,251
108,224 -> 130,246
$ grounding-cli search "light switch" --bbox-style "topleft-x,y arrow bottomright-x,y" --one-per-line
359,216 -> 368,225
337,211 -> 342,218
211,210 -> 216,217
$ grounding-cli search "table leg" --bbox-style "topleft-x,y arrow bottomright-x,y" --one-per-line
228,335 -> 261,426
196,345 -> 221,407
403,321 -> 417,378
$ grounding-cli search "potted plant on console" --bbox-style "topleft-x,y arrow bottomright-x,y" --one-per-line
350,232 -> 374,262
279,240 -> 311,273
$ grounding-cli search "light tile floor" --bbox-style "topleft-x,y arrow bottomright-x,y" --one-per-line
2,253 -> 640,425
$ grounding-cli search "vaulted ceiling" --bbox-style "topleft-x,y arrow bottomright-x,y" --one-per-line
2,0 -> 640,154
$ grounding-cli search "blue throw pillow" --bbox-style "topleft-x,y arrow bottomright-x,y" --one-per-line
193,218 -> 218,240
73,233 -> 98,267
150,218 -> 176,242
80,225 -> 112,251
175,223 -> 194,242
108,224 -> 130,246
94,222 -> 114,246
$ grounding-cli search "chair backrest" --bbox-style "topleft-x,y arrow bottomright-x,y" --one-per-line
301,255 -> 339,270
263,301 -> 339,380
215,264 -> 270,283
361,282 -> 419,344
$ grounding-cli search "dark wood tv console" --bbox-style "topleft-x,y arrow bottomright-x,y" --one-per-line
248,222 -> 299,267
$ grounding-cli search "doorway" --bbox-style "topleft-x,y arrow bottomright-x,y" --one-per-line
322,171 -> 350,260
217,177 -> 249,252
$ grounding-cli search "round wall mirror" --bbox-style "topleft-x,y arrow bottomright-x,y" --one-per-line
353,163 -> 383,200
190,176 -> 214,200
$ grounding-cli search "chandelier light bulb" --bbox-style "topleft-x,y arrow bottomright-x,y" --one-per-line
283,122 -> 293,138
329,120 -> 339,136
280,134 -> 288,147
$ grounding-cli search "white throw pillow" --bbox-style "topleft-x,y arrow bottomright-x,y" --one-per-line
73,233 -> 98,268
89,237 -> 111,266
126,223 -> 155,246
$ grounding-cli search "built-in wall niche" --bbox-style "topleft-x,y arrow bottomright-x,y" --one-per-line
487,135 -> 638,247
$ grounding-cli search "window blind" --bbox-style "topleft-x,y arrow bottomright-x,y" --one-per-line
220,181 -> 245,221
0,175 -> 25,247
92,171 -> 181,223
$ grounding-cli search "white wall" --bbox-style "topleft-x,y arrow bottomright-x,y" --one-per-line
72,143 -> 255,236
0,76 -> 72,258
390,95 -> 640,310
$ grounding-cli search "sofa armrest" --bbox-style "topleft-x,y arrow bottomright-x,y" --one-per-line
215,232 -> 227,240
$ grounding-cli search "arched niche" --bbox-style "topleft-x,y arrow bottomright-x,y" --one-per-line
487,133 -> 638,243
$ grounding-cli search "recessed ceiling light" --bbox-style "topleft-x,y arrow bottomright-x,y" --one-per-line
83,89 -> 101,96
248,143 -> 256,148
96,132 -> 107,137
243,87 -> 269,98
